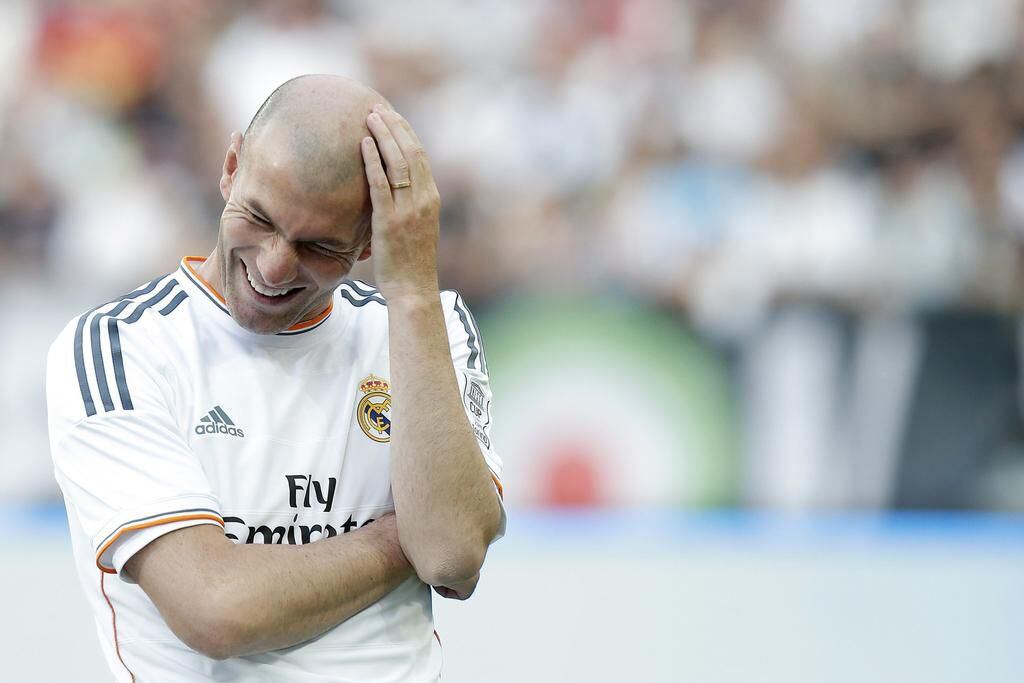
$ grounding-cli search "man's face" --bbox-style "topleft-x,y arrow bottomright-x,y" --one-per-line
216,137 -> 371,335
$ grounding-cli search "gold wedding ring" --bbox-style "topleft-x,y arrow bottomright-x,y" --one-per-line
389,179 -> 411,189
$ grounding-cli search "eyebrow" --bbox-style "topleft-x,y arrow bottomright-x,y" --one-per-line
243,198 -> 356,249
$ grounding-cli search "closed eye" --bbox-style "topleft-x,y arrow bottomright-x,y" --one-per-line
304,242 -> 359,260
246,211 -> 273,230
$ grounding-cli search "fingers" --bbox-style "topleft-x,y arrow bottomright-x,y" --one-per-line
360,136 -> 394,211
367,111 -> 410,188
374,104 -> 419,151
370,104 -> 435,191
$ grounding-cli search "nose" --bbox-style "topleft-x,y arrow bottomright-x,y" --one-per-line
256,236 -> 298,287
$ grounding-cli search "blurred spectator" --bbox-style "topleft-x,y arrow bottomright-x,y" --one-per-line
202,1 -> 367,136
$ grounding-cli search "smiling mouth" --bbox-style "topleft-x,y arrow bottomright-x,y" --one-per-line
242,262 -> 303,302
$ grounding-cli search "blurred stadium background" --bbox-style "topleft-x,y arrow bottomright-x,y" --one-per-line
2,0 -> 1024,681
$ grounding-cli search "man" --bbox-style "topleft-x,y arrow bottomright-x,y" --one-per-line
46,74 -> 505,682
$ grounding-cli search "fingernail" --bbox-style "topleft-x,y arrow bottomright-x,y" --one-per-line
369,112 -> 380,123
373,103 -> 383,112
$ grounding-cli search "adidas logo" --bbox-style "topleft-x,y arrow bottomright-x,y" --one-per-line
194,405 -> 245,438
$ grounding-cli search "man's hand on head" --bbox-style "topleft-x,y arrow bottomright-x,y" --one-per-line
360,105 -> 441,303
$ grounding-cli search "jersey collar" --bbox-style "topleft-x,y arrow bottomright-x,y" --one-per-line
178,256 -> 334,336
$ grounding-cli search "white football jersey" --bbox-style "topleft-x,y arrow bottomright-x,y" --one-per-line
46,256 -> 504,683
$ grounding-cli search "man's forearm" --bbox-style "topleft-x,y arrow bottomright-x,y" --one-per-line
220,515 -> 413,656
127,515 -> 414,659
387,292 -> 502,586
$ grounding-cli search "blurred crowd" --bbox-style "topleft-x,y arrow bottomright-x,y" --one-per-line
3,0 -> 1024,510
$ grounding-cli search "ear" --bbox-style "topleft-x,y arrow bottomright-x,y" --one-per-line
219,131 -> 244,202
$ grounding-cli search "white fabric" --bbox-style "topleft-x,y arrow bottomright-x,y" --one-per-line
47,259 -> 503,682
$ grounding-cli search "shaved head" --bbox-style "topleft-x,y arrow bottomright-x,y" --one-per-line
240,74 -> 388,193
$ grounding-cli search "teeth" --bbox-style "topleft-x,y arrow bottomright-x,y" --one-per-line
245,265 -> 292,297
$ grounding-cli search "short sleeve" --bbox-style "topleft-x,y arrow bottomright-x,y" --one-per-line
442,291 -> 505,541
46,309 -> 223,580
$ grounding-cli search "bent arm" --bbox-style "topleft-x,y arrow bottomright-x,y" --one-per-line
388,293 -> 503,586
360,105 -> 502,589
124,514 -> 412,660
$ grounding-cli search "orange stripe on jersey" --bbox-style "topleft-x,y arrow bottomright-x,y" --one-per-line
100,571 -> 136,682
95,513 -> 225,574
490,472 -> 504,499
182,256 -> 226,304
182,256 -> 334,331
287,304 -> 333,330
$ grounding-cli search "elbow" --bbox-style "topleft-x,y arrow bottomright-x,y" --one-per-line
184,631 -> 235,662
409,513 -> 501,587
417,544 -> 486,588
168,587 -> 251,660
183,623 -> 239,661
402,497 -> 501,587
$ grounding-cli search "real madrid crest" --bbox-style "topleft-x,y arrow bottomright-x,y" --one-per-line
357,374 -> 392,443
